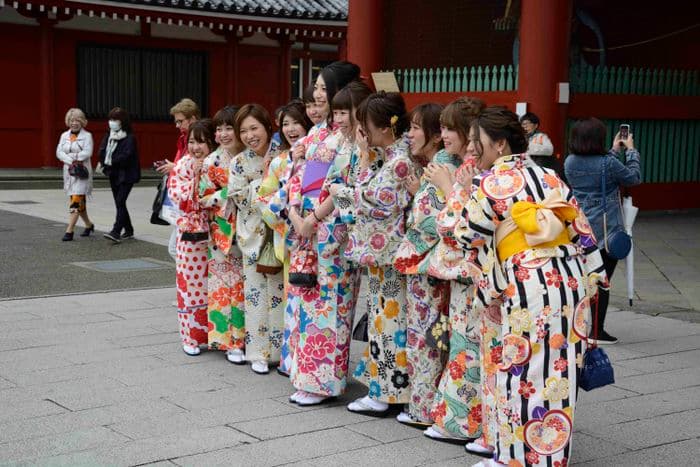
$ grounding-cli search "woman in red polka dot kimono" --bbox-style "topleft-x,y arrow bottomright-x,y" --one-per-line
168,119 -> 217,356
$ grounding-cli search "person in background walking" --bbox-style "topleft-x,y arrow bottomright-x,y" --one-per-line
520,112 -> 565,181
56,108 -> 95,241
99,107 -> 140,243
565,118 -> 641,344
158,98 -> 200,259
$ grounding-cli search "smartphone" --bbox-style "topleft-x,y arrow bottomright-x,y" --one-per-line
619,124 -> 630,140
152,160 -> 165,169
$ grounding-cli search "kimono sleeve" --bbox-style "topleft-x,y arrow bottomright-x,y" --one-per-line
357,153 -> 413,221
168,158 -> 198,214
227,154 -> 255,211
257,154 -> 290,233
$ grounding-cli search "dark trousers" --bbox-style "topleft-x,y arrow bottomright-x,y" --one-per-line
593,248 -> 618,334
110,182 -> 134,235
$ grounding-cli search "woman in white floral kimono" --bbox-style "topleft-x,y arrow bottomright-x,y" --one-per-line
345,92 -> 418,416
457,107 -> 606,467
228,104 -> 284,375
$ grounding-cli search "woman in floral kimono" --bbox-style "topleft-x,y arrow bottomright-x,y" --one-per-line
228,104 -> 284,375
198,105 -> 247,364
168,120 -> 217,356
392,103 -> 459,428
411,98 -> 488,446
345,92 -> 417,416
457,107 -> 606,467
257,100 -> 313,376
285,61 -> 364,406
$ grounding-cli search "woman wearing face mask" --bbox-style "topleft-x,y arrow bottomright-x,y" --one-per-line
391,102 -> 460,428
56,108 -> 95,241
283,61 -> 363,406
409,98 -> 488,447
257,100 -> 313,376
228,104 -> 284,375
344,92 -> 416,416
98,107 -> 140,243
457,107 -> 606,467
197,105 -> 247,363
168,119 -> 217,356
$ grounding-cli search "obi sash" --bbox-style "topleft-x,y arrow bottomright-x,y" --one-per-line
301,160 -> 332,199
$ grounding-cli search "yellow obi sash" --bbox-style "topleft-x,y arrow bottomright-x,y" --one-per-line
495,191 -> 578,262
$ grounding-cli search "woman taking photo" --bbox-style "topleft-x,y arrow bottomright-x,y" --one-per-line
392,102 -> 458,428
228,104 -> 284,375
285,61 -> 363,406
457,107 -> 605,467
56,108 -> 95,241
565,119 -> 641,344
345,91 -> 416,416
257,99 -> 313,376
98,107 -> 140,243
198,105 -> 247,363
169,119 -> 216,356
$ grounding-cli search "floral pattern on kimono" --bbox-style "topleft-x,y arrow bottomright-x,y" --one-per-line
348,136 -> 416,404
257,150 -> 294,372
199,147 -> 245,351
169,154 -> 209,348
229,144 -> 285,363
392,149 -> 460,422
457,154 -> 606,466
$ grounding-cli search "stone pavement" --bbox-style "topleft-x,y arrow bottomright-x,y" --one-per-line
0,187 -> 699,466
0,289 -> 699,466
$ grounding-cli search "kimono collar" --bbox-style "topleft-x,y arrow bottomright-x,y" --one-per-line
383,133 -> 410,163
492,152 -> 528,167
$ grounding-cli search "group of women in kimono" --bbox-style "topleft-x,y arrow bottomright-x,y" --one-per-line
167,60 -> 607,467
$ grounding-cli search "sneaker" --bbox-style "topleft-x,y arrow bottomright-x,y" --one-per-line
182,344 -> 201,356
103,231 -> 121,243
251,361 -> 269,374
121,231 -> 134,240
589,330 -> 618,345
226,349 -> 246,365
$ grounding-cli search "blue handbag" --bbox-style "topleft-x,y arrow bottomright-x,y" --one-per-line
601,157 -> 632,260
579,296 -> 615,391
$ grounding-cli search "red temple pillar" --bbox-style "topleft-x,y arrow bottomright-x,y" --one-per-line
39,17 -> 57,167
278,37 -> 292,105
346,0 -> 384,81
225,34 -> 239,104
517,0 -> 572,156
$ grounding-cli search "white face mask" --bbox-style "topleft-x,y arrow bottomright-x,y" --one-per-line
108,120 -> 121,132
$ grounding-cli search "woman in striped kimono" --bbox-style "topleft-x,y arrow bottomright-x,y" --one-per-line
457,107 -> 606,467
199,106 -> 246,363
257,100 -> 313,376
345,92 -> 418,416
228,104 -> 284,375
392,103 -> 459,428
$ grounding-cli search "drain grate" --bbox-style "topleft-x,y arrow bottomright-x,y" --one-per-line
71,257 -> 174,273
3,201 -> 40,205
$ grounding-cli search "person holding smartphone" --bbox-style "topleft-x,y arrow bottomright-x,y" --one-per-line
565,119 -> 641,344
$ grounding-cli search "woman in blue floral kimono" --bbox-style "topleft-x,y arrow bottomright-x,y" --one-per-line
345,92 -> 418,416
393,103 -> 460,427
285,61 -> 365,406
228,104 -> 284,375
257,100 -> 313,376
458,107 -> 606,467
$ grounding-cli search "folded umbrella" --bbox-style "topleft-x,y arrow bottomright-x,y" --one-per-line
622,196 -> 639,307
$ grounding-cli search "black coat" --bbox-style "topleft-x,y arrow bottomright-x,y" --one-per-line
99,133 -> 141,185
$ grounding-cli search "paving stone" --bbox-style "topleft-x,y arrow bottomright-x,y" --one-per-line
345,417 -> 423,443
573,437 -> 700,466
623,333 -> 700,356
281,434 -> 469,467
0,310 -> 42,322
0,398 -> 185,443
0,375 -> 126,405
196,398 -> 301,427
591,386 -> 700,422
0,398 -> 67,424
231,404 -> 376,440
577,384 -> 640,406
613,348 -> 700,374
0,427 -> 129,463
591,408 -> 700,450
611,366 -> 700,395
175,427 -> 379,466
165,384 -> 290,411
